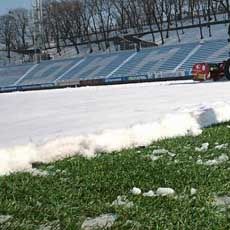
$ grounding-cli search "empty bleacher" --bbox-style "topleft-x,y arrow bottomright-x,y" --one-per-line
109,42 -> 198,78
17,58 -> 82,86
158,43 -> 197,71
0,39 -> 229,92
0,64 -> 33,87
181,39 -> 228,70
60,52 -> 133,81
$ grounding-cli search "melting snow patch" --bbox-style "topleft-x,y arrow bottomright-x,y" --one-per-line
195,143 -> 209,152
152,149 -> 169,155
54,169 -> 68,175
152,149 -> 176,157
81,214 -> 117,230
0,215 -> 12,224
215,144 -> 228,150
27,169 -> 50,177
149,155 -> 162,161
197,159 -> 203,165
149,149 -> 176,161
38,220 -> 60,230
111,196 -> 134,208
190,188 -> 197,196
130,187 -> 142,195
1,102 -> 230,175
197,154 -> 229,166
213,196 -> 230,211
168,152 -> 176,157
143,190 -> 156,197
156,188 -> 175,197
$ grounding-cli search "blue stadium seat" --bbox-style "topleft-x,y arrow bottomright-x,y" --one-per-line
158,42 -> 197,71
108,42 -> 197,77
61,52 -> 133,81
182,39 -> 228,71
17,58 -> 81,86
0,64 -> 34,87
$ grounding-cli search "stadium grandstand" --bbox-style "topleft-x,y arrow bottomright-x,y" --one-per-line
0,38 -> 229,93
1,0 -> 230,93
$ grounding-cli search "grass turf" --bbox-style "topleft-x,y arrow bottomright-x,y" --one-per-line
1,123 -> 230,229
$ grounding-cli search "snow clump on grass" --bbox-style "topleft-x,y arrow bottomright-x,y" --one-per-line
0,215 -> 12,224
130,188 -> 176,197
81,214 -> 117,230
197,154 -> 229,166
149,155 -> 162,161
152,149 -> 176,157
111,196 -> 134,208
191,188 -> 197,196
28,168 -> 50,177
195,143 -> 209,152
143,190 -> 156,197
213,196 -> 230,211
38,220 -> 60,230
149,149 -> 176,161
130,187 -> 142,195
214,143 -> 228,150
156,188 -> 176,196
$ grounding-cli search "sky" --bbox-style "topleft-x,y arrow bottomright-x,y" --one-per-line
0,0 -> 31,15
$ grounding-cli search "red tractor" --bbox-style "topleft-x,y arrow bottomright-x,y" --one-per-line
192,28 -> 230,82
192,62 -> 227,81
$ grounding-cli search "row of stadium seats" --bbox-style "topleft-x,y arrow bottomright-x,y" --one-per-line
181,39 -> 228,69
0,39 -> 228,91
0,64 -> 33,87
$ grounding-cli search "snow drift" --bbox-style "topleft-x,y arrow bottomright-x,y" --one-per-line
1,101 -> 230,175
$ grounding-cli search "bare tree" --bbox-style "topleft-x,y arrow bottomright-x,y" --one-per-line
141,0 -> 156,42
195,0 -> 204,39
9,9 -> 29,50
213,0 -> 230,18
0,15 -> 16,62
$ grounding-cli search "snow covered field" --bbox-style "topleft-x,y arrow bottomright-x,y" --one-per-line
1,80 -> 230,175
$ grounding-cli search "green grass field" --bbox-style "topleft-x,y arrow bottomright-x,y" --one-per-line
1,123 -> 230,229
